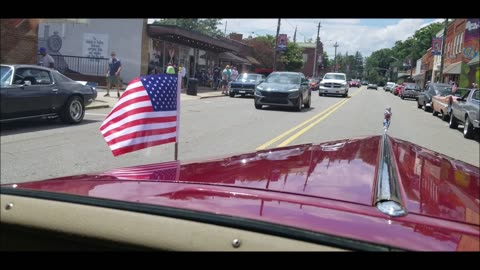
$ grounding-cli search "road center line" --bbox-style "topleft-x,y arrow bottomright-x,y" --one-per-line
255,98 -> 347,150
276,90 -> 362,147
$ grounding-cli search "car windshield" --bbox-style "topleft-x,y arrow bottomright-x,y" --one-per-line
236,74 -> 259,82
1,18 -> 479,252
266,73 -> 300,84
0,65 -> 13,86
324,74 -> 345,80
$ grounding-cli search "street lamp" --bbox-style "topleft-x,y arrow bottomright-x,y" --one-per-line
333,42 -> 339,72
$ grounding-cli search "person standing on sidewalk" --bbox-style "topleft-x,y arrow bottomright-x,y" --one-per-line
105,52 -> 122,98
38,47 -> 55,69
179,64 -> 187,89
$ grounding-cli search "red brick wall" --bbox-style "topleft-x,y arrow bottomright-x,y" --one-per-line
444,19 -> 466,66
0,19 -> 39,65
299,47 -> 315,77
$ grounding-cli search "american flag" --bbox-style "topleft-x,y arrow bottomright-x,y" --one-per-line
100,160 -> 180,181
100,74 -> 180,156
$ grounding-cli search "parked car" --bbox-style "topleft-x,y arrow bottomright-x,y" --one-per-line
400,83 -> 421,100
228,73 -> 265,97
349,79 -> 361,88
308,78 -> 320,90
254,72 -> 311,111
393,84 -> 403,96
1,133 -> 478,251
417,83 -> 451,111
0,64 -> 97,124
384,82 -> 395,92
318,73 -> 349,97
367,83 -> 378,90
449,88 -> 480,139
432,88 -> 470,121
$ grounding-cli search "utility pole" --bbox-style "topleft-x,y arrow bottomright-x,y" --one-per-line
334,42 -> 339,72
273,18 -> 281,71
439,18 -> 449,83
313,21 -> 321,78
293,26 -> 297,43
224,20 -> 227,35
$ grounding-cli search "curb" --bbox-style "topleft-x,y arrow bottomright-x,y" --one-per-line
199,94 -> 227,99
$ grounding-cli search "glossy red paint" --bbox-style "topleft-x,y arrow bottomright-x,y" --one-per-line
390,137 -> 480,226
4,136 -> 479,251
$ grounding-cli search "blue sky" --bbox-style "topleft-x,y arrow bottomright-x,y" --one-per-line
149,19 -> 441,59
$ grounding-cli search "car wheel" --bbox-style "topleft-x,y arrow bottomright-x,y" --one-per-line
417,102 -> 422,109
423,102 -> 428,112
401,95 -> 404,100
449,112 -> 458,129
254,103 -> 262,109
229,91 -> 235,97
60,96 -> 84,124
432,104 -> 438,116
304,94 -> 311,108
441,110 -> 449,121
295,94 -> 302,112
464,115 -> 474,139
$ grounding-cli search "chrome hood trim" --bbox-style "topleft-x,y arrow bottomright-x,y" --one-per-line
375,133 -> 408,217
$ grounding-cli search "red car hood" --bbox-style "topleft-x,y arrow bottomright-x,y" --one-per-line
7,135 -> 479,226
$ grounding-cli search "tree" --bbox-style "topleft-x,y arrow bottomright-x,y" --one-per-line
153,19 -> 223,37
244,35 -> 276,68
279,42 -> 304,71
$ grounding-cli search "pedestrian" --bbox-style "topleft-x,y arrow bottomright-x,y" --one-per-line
221,65 -> 231,94
38,47 -> 55,69
105,52 -> 122,98
213,65 -> 221,90
166,62 -> 175,74
231,66 -> 239,82
179,64 -> 187,89
383,106 -> 392,132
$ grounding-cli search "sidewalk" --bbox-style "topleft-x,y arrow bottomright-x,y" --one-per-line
86,86 -> 226,110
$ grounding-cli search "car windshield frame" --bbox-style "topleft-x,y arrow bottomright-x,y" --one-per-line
265,73 -> 300,84
324,74 -> 346,80
1,65 -> 13,86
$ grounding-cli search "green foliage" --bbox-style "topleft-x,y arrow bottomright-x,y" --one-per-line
153,19 -> 223,37
244,35 -> 276,68
279,42 -> 304,71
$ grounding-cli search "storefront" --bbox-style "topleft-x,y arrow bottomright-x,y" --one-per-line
147,25 -> 240,79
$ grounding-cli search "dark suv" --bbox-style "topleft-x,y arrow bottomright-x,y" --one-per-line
254,72 -> 311,111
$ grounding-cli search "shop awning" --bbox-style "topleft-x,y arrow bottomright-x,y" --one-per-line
148,25 -> 239,53
413,73 -> 424,80
218,52 -> 250,64
443,61 -> 462,74
245,56 -> 261,66
468,55 -> 479,66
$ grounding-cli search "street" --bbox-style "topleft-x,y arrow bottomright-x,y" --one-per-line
1,86 -> 479,184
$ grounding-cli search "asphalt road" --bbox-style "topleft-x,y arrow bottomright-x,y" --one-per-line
1,86 -> 479,184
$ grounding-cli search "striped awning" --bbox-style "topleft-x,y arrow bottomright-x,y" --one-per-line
443,61 -> 462,74
468,55 -> 479,66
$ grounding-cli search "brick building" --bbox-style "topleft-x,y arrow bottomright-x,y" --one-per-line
297,41 -> 324,78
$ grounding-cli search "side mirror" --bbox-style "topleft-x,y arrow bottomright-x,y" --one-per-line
23,80 -> 32,86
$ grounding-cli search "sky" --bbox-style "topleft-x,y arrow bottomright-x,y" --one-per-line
148,19 -> 443,59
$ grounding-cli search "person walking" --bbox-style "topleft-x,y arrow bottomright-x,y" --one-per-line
105,52 -> 122,97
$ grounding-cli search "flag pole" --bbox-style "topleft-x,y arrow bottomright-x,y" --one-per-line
174,72 -> 181,161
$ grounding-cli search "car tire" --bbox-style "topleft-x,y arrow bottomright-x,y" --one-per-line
441,111 -> 449,121
60,96 -> 84,124
423,102 -> 428,112
432,104 -> 438,116
255,103 -> 262,110
417,102 -> 422,109
294,94 -> 302,112
304,94 -> 311,108
229,91 -> 235,97
401,95 -> 404,100
464,115 -> 474,139
449,112 -> 458,129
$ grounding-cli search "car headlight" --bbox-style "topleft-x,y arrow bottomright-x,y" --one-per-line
288,91 -> 299,98
341,82 -> 347,86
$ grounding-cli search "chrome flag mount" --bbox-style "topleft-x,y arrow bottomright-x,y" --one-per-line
100,74 -> 179,156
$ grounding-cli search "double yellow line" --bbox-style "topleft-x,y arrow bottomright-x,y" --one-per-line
256,89 -> 362,150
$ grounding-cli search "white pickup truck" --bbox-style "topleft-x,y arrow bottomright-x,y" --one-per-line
319,72 -> 349,97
